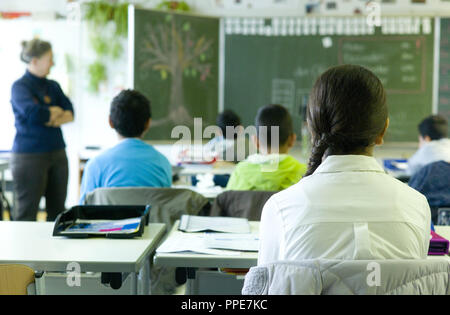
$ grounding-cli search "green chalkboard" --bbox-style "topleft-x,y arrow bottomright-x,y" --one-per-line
439,18 -> 450,136
132,8 -> 219,140
224,18 -> 435,142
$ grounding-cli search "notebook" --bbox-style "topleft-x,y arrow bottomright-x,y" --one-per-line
178,215 -> 251,234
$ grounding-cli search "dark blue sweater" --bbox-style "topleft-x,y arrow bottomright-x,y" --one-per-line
11,70 -> 74,153
409,160 -> 450,208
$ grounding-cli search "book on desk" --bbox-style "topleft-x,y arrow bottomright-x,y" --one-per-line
178,215 -> 251,234
156,216 -> 258,255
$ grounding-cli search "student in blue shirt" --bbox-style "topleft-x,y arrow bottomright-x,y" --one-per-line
10,39 -> 74,221
79,89 -> 172,204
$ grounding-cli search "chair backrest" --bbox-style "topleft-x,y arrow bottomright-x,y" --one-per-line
0,264 -> 35,295
438,207 -> 450,226
210,190 -> 277,220
84,186 -> 211,295
242,259 -> 450,295
409,161 -> 450,209
84,187 -> 210,230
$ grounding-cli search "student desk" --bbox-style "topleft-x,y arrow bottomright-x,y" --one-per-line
0,221 -> 166,294
153,220 -> 258,295
0,158 -> 8,188
435,226 -> 450,242
154,222 -> 450,294
0,158 -> 11,219
178,162 -> 236,177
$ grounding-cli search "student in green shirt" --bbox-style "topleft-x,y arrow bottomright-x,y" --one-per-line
226,104 -> 307,191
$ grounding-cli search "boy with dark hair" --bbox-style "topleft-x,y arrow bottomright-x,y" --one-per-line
226,104 -> 306,191
204,109 -> 246,162
79,89 -> 172,203
216,109 -> 241,139
407,114 -> 450,176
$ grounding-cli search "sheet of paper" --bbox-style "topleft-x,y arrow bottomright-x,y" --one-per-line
391,161 -> 408,170
156,233 -> 240,256
204,233 -> 259,252
179,215 -> 251,234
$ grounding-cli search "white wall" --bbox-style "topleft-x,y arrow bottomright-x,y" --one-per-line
0,19 -> 83,208
2,0 -> 450,17
130,0 -> 450,16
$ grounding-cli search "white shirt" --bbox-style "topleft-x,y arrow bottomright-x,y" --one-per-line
407,138 -> 450,176
258,155 -> 431,265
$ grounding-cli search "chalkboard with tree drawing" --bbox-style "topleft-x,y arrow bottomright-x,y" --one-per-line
132,8 -> 219,140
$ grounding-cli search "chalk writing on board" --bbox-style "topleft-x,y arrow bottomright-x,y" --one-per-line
338,37 -> 426,94
400,64 -> 415,72
271,79 -> 295,112
292,64 -> 328,80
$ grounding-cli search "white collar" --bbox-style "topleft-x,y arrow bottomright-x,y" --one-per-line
314,155 -> 385,174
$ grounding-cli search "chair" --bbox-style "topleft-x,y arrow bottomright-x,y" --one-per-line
210,190 -> 277,220
409,161 -> 450,224
242,259 -> 450,295
0,264 -> 35,295
84,186 -> 211,295
437,207 -> 450,226
85,186 -> 211,230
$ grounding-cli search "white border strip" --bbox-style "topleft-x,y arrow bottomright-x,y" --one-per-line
432,17 -> 441,114
127,4 -> 135,89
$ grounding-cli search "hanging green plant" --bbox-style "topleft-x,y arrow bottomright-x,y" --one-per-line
156,1 -> 191,12
83,1 -> 129,92
88,61 -> 107,92
90,35 -> 109,57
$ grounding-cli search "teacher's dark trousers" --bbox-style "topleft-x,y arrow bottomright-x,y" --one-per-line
11,149 -> 68,221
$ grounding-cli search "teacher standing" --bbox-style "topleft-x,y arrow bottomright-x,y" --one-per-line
10,39 -> 74,221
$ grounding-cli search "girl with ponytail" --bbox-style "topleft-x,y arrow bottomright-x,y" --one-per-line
258,65 -> 431,265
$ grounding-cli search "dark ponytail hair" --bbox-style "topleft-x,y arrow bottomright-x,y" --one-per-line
20,39 -> 52,64
305,65 -> 388,176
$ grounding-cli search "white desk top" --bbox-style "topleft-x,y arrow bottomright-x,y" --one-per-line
0,159 -> 9,171
154,223 -> 450,268
178,163 -> 236,177
154,221 -> 259,269
435,226 -> 450,240
0,221 -> 166,273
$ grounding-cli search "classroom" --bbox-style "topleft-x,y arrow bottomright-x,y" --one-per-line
0,0 -> 449,299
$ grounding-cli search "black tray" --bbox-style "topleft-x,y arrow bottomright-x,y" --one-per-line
53,205 -> 150,239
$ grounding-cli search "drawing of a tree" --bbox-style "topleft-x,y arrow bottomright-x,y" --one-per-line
140,14 -> 214,127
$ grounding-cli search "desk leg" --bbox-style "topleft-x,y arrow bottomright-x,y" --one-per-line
35,271 -> 45,295
141,259 -> 150,295
130,272 -> 138,295
185,268 -> 198,295
0,169 -> 5,220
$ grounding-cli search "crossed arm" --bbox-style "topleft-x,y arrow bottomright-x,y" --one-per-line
45,106 -> 74,127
